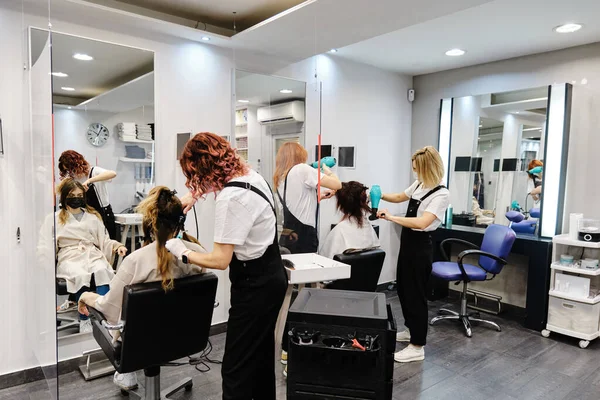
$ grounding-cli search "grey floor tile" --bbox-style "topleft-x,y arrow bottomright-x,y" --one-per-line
563,382 -> 600,400
417,374 -> 498,400
392,361 -> 455,399
528,340 -> 600,380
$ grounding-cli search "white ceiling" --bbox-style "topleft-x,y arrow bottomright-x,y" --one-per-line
336,0 -> 600,75
236,71 -> 305,106
78,72 -> 154,113
48,31 -> 153,102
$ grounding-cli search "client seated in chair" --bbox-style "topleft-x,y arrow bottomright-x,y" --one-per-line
319,181 -> 380,259
47,179 -> 128,333
78,186 -> 205,391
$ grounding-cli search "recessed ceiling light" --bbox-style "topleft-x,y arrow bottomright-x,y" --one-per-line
554,23 -> 582,33
445,48 -> 465,57
73,53 -> 93,61
479,124 -> 483,128
201,36 -> 210,41
515,111 -> 520,114
68,106 -> 72,109
280,89 -> 293,94
330,49 -> 338,53
238,100 -> 250,103
51,72 -> 68,77
61,87 -> 75,91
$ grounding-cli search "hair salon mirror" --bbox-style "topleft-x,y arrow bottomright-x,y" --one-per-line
41,30 -> 155,381
233,70 -> 307,230
439,84 -> 571,237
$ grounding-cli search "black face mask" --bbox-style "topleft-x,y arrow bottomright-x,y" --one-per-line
65,197 -> 86,209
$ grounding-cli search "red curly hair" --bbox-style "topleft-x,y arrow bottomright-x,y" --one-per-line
58,150 -> 90,180
180,133 -> 248,197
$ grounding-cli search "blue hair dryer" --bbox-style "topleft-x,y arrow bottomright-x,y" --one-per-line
528,166 -> 543,175
311,156 -> 336,169
369,185 -> 382,221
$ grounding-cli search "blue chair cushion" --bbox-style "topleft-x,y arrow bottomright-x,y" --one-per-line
432,261 -> 487,281
529,208 -> 540,218
505,211 -> 524,222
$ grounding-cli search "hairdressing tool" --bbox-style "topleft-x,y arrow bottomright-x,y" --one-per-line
311,156 -> 336,169
369,185 -> 382,221
351,338 -> 366,351
528,166 -> 543,175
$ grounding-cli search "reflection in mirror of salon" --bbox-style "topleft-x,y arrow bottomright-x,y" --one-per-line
49,33 -> 155,358
234,71 -> 307,227
449,87 -> 547,228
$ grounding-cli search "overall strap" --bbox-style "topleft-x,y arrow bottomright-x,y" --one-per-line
419,185 -> 445,202
224,182 -> 276,216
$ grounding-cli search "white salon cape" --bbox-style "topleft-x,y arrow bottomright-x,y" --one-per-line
94,240 -> 205,326
42,209 -> 121,293
319,216 -> 381,259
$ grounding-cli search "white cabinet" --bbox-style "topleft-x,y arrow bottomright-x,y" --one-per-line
542,234 -> 600,348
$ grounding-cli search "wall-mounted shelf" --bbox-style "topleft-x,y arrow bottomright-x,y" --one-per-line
118,138 -> 154,144
235,123 -> 248,127
119,157 -> 153,163
236,147 -> 248,151
235,135 -> 248,139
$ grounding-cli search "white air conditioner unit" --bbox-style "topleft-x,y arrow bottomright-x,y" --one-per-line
257,101 -> 305,125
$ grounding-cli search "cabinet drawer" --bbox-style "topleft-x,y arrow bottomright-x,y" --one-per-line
548,296 -> 600,335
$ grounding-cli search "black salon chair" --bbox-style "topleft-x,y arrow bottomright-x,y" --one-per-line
327,249 -> 386,292
90,273 -> 218,399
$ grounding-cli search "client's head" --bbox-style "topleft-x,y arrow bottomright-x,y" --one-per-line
57,178 -> 100,224
335,181 -> 371,228
136,186 -> 199,291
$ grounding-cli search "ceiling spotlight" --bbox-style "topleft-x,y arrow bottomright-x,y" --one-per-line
479,124 -> 483,128
554,23 -> 582,33
51,72 -> 68,77
68,106 -> 72,109
238,100 -> 250,103
201,36 -> 210,41
73,53 -> 93,61
515,111 -> 520,114
330,49 -> 338,53
280,89 -> 293,94
445,48 -> 465,56
61,87 -> 75,91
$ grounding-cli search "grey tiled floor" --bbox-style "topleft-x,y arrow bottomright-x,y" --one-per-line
2,291 -> 599,399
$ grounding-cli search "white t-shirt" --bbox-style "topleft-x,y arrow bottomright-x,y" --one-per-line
404,180 -> 450,232
319,216 -> 381,259
276,163 -> 323,228
214,170 -> 276,261
76,166 -> 111,207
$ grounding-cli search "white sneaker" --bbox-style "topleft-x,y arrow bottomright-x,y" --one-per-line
113,372 -> 138,390
283,365 -> 288,378
281,350 -> 288,365
396,330 -> 411,342
79,319 -> 92,334
57,300 -> 77,314
394,345 -> 424,363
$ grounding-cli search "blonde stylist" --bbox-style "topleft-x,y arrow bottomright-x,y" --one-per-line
377,146 -> 449,363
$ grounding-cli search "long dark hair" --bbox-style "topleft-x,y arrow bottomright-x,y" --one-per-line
335,181 -> 371,228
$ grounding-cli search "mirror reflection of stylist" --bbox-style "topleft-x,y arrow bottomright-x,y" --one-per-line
527,159 -> 543,203
165,133 -> 287,400
377,146 -> 449,364
274,143 -> 342,254
58,150 -> 118,239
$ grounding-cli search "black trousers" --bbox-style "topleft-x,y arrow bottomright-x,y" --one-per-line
222,270 -> 287,400
396,229 -> 433,346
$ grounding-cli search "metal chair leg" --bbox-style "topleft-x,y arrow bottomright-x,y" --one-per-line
430,314 -> 459,325
461,316 -> 472,337
470,317 -> 501,332
438,308 -> 459,316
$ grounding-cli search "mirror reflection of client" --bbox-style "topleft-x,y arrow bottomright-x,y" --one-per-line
58,150 -> 118,239
472,197 -> 495,226
78,186 -> 205,391
319,181 -> 380,259
50,179 -> 128,333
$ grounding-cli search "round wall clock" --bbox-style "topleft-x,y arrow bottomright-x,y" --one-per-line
86,123 -> 109,147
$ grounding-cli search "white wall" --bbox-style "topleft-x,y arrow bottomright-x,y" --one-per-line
412,42 -> 600,227
54,106 -> 155,213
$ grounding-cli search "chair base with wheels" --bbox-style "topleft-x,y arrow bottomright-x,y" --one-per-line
430,279 -> 501,337
429,225 -> 516,337
123,367 -> 192,400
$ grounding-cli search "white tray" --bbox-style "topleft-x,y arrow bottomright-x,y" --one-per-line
114,213 -> 143,224
281,253 -> 351,285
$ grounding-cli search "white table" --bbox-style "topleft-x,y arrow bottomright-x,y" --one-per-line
115,215 -> 143,269
274,253 -> 351,355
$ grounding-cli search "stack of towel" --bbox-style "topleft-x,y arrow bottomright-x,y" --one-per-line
117,123 -> 137,141
137,124 -> 153,141
148,123 -> 155,140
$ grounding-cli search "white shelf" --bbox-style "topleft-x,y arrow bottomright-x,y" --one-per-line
118,138 -> 154,144
551,262 -> 600,276
236,148 -> 248,151
553,234 -> 600,248
235,123 -> 248,127
545,323 -> 600,341
236,135 -> 248,139
549,290 -> 600,304
119,157 -> 154,163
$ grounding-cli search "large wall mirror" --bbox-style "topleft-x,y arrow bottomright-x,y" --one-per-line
440,84 -> 572,237
34,29 -> 155,384
234,70 -> 308,230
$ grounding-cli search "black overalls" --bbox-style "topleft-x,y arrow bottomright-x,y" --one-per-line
276,171 -> 319,254
221,181 -> 288,400
396,184 -> 444,346
85,167 -> 117,240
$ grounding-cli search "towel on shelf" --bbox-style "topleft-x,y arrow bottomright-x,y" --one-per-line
125,145 -> 146,159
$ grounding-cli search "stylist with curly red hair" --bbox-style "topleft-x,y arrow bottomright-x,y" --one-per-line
165,132 -> 287,400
